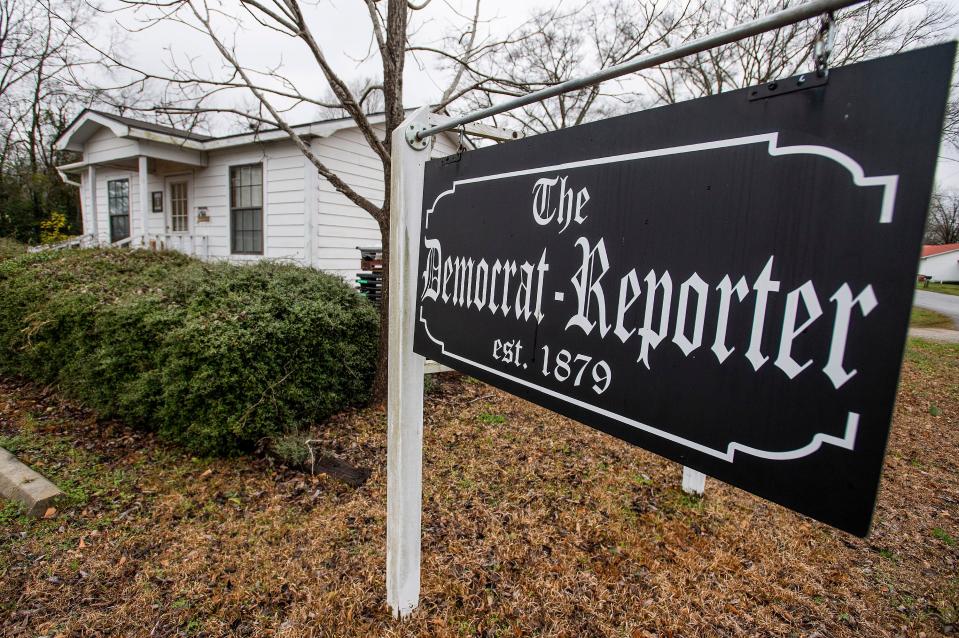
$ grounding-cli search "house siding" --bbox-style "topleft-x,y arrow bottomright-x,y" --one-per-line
310,127 -> 458,281
146,173 -> 165,235
193,140 -> 307,262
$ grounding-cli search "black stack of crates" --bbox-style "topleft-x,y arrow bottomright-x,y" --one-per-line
356,246 -> 383,308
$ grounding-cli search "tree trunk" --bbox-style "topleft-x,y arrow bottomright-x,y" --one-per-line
370,217 -> 391,405
369,0 -> 408,405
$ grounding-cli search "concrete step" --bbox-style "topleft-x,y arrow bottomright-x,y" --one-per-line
0,446 -> 63,517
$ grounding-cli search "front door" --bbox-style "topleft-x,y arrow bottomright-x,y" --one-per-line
168,179 -> 190,233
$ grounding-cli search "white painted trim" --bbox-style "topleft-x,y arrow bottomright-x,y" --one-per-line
58,108 -> 422,155
56,112 -> 129,151
118,111 -> 396,152
263,155 -> 270,255
59,160 -> 87,172
304,153 -> 318,266
138,156 -> 150,244
87,166 -> 98,240
426,132 -> 899,226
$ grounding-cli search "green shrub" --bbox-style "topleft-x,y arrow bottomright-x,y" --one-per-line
0,237 -> 25,261
0,249 -> 378,455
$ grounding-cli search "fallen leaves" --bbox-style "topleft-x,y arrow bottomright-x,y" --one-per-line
0,342 -> 957,637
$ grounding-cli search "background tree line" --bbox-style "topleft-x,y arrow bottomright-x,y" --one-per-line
0,0 -> 89,242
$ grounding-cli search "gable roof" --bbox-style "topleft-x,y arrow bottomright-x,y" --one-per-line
922,243 -> 959,258
55,108 -> 404,153
85,109 -> 214,141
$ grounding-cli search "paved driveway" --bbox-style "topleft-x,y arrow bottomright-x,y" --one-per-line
909,327 -> 959,343
914,290 -> 959,326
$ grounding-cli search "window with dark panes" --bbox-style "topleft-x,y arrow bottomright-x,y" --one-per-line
230,164 -> 264,254
107,179 -> 130,243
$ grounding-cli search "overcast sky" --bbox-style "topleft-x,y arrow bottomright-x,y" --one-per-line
94,0 -> 959,190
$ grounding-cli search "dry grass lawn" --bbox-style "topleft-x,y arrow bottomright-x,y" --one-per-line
919,283 -> 959,297
911,307 -> 955,329
1,339 -> 958,637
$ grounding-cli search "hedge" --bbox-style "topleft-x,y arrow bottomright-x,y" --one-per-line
0,249 -> 379,455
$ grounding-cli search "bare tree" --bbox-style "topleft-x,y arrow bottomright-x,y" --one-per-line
56,0 -> 494,402
315,76 -> 385,120
452,0 -> 955,136
643,0 -> 956,103
926,190 -> 959,244
0,0 -> 95,240
430,0 -> 699,134
942,82 -> 959,152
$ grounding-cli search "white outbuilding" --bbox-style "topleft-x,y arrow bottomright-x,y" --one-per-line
919,243 -> 959,283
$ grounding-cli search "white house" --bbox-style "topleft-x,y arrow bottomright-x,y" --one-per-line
919,243 -> 959,283
54,109 -> 459,281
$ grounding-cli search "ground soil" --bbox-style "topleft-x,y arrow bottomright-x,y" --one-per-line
1,339 -> 957,637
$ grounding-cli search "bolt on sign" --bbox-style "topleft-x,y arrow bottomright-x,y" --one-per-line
413,44 -> 955,537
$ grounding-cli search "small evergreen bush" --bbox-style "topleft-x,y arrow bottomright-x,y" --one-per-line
0,249 -> 378,455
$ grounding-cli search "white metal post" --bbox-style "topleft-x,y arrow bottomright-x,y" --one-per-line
386,107 -> 431,619
87,165 -> 99,244
138,156 -> 150,246
682,466 -> 706,496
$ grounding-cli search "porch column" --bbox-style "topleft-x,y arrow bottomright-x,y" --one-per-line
86,165 -> 99,244
138,155 -> 149,246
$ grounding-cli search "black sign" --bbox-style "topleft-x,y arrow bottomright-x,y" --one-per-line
413,44 -> 955,536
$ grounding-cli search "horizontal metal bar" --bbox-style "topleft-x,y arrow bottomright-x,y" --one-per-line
417,0 -> 866,140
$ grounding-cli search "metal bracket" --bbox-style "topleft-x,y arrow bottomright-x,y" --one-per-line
405,122 -> 430,151
814,11 -> 836,78
747,71 -> 828,101
427,113 -> 523,143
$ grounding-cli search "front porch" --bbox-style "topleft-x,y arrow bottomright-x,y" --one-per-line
56,110 -> 212,260
57,155 -> 212,259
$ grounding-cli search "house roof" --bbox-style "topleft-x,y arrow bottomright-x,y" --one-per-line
85,109 -> 214,141
55,107 -> 406,153
921,243 -> 959,258
54,107 -> 472,183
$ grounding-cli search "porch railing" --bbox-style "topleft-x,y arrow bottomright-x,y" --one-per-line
143,233 -> 210,260
27,234 -> 98,253
25,232 -> 210,261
